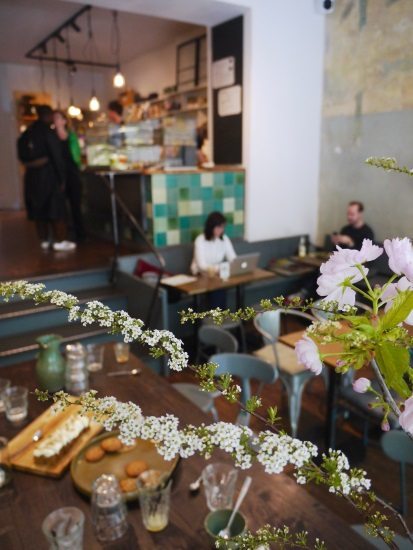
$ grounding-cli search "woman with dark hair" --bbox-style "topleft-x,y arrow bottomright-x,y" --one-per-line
191,211 -> 236,275
53,110 -> 85,243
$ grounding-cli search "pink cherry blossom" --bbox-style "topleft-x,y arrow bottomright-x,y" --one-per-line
399,396 -> 413,435
352,377 -> 371,394
295,335 -> 323,375
383,238 -> 413,281
381,276 -> 413,325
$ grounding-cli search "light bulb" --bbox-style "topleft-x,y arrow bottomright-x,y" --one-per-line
67,104 -> 81,118
89,95 -> 100,111
113,71 -> 125,88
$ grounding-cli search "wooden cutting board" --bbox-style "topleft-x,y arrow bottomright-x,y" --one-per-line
8,403 -> 102,478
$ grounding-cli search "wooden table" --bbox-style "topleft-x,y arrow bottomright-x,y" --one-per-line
0,346 -> 368,549
279,330 -> 343,449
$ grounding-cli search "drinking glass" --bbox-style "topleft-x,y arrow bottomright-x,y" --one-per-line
0,437 -> 11,489
91,474 -> 128,542
85,343 -> 105,373
137,479 -> 172,533
3,386 -> 28,424
114,342 -> 130,364
202,463 -> 238,511
0,379 -> 11,412
42,507 -> 84,550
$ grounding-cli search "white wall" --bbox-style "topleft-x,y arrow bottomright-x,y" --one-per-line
122,28 -> 205,97
0,62 -> 109,209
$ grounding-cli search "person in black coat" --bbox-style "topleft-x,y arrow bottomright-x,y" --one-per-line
17,105 -> 76,251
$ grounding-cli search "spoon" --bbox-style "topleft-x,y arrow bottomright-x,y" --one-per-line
107,369 -> 141,377
218,476 -> 252,539
10,429 -> 43,459
189,475 -> 202,492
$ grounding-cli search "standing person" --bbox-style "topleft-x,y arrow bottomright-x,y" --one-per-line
191,212 -> 236,308
107,100 -> 124,147
53,111 -> 86,243
17,105 -> 75,251
331,201 -> 374,250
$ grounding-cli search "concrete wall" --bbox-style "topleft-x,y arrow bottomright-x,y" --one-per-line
318,0 -> 413,244
0,63 -> 108,209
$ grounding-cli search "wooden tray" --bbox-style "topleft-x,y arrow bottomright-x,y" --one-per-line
8,404 -> 102,478
71,431 -> 179,501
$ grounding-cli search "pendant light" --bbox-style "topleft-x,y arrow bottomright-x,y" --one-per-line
86,9 -> 100,111
89,94 -> 100,111
65,30 -> 82,119
111,11 -> 125,88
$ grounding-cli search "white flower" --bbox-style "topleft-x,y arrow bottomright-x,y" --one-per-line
295,335 -> 323,375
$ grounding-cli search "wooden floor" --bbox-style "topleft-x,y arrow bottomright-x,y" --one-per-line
0,210 -> 132,280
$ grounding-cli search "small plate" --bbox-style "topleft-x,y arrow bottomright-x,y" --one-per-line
70,431 -> 179,501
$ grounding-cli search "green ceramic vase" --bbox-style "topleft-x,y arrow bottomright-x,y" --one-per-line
36,334 -> 65,392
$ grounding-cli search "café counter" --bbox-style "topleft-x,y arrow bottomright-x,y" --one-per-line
82,167 -> 245,248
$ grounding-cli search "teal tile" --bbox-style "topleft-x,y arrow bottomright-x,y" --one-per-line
232,226 -> 244,238
180,216 -> 190,229
235,184 -> 244,197
155,233 -> 167,247
190,186 -> 202,200
191,215 -> 203,227
235,197 -> 244,210
167,204 -> 178,217
179,187 -> 190,200
226,225 -> 234,237
154,204 -> 167,217
213,200 -> 223,211
190,176 -> 201,187
224,172 -> 234,185
224,185 -> 234,198
213,188 -> 224,199
213,173 -> 225,186
225,212 -> 234,224
201,187 -> 213,199
180,229 -> 191,243
168,217 -> 178,230
235,172 -> 245,184
166,175 -> 178,187
167,187 -> 178,201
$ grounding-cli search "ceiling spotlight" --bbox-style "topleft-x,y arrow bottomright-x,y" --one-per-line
113,69 -> 125,88
89,94 -> 100,112
67,104 -> 81,118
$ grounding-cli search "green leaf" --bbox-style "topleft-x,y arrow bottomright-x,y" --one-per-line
375,341 -> 411,398
345,315 -> 370,327
380,290 -> 413,331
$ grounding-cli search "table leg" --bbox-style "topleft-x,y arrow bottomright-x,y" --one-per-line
235,285 -> 243,310
325,368 -> 339,450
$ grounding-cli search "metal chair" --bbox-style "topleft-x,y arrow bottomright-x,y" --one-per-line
174,326 -> 239,420
381,430 -> 413,516
253,309 -> 317,437
210,352 -> 279,426
311,299 -> 372,322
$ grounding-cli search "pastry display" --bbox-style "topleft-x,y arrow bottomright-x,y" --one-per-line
100,437 -> 122,453
125,459 -> 148,477
85,446 -> 105,463
34,415 -> 90,464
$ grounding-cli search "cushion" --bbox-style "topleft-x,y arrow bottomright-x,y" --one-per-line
254,343 -> 307,375
134,258 -> 171,278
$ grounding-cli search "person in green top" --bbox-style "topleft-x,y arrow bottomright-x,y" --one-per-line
53,111 -> 86,242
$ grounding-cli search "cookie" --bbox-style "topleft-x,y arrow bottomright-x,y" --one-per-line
100,437 -> 122,453
125,459 -> 149,478
85,446 -> 105,463
120,478 -> 137,493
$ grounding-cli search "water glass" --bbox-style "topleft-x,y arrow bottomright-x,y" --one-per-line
202,463 -> 238,511
137,479 -> 172,533
3,386 -> 28,424
91,474 -> 128,542
114,342 -> 130,364
0,437 -> 11,489
0,379 -> 11,412
65,343 -> 88,395
86,343 -> 105,373
42,507 -> 85,550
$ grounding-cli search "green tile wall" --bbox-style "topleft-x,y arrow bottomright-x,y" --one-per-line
146,171 -> 245,247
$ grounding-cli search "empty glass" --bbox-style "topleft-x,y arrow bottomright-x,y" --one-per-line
3,386 -> 28,424
85,343 -> 104,373
202,463 -> 238,511
114,342 -> 130,364
91,474 -> 128,542
137,478 -> 172,533
0,379 -> 11,412
0,437 -> 11,489
42,506 -> 85,550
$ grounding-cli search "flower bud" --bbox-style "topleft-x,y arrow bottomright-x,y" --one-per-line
352,377 -> 371,394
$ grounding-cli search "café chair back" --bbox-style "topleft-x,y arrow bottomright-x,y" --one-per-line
210,352 -> 278,426
253,309 -> 317,437
174,326 -> 239,421
381,429 -> 413,516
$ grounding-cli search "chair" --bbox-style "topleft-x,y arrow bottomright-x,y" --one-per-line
200,317 -> 246,354
311,299 -> 372,322
210,352 -> 279,426
174,326 -> 239,420
381,430 -> 413,516
253,309 -> 317,437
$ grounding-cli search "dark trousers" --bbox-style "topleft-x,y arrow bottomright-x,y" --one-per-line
66,171 -> 85,242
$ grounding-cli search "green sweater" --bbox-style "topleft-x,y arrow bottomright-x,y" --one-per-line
68,130 -> 82,168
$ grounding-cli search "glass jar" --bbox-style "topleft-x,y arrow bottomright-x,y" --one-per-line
91,474 -> 128,542
65,343 -> 88,396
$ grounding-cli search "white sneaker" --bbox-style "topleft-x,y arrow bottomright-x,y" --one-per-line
53,240 -> 77,252
40,241 -> 50,250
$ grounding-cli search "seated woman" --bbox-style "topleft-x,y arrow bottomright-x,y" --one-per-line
191,212 -> 236,308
